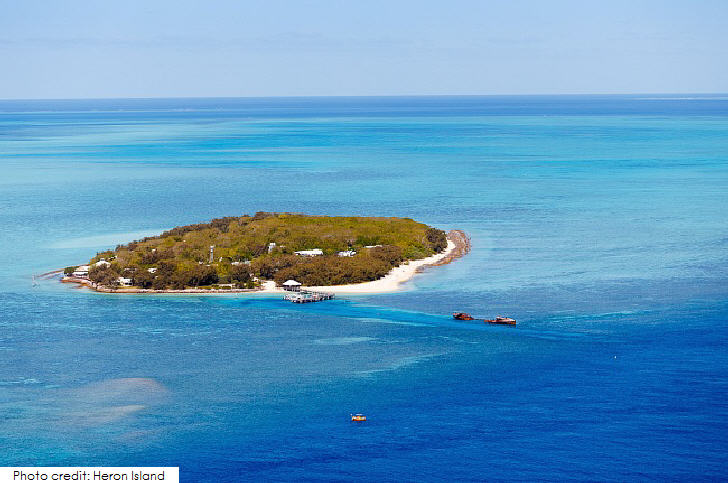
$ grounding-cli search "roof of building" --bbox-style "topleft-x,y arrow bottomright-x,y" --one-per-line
295,248 -> 324,256
282,280 -> 302,286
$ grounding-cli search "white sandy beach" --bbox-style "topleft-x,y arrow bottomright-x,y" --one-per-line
260,239 -> 456,295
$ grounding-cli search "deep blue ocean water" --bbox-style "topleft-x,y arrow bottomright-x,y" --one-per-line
1,95 -> 727,481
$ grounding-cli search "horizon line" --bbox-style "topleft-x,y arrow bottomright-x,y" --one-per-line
2,92 -> 728,102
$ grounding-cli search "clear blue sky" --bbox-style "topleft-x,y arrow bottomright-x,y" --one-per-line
1,0 -> 726,99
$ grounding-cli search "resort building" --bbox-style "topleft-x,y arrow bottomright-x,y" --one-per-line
118,277 -> 133,286
72,265 -> 89,278
94,260 -> 110,268
295,248 -> 323,256
337,250 -> 356,257
282,280 -> 302,292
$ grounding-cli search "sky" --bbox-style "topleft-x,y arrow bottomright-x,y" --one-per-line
1,0 -> 727,99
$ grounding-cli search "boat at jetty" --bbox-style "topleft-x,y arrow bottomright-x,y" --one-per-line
452,313 -> 516,325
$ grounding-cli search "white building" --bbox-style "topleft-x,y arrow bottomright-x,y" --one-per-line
117,277 -> 133,286
295,248 -> 323,256
94,260 -> 111,268
282,280 -> 302,292
72,265 -> 89,278
338,250 -> 356,257
147,267 -> 157,273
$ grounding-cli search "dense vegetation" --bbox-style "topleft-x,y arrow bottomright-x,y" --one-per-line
74,213 -> 447,290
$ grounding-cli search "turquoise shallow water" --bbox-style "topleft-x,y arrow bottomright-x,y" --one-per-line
1,96 -> 727,480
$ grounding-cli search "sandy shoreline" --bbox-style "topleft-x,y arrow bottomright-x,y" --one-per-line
59,230 -> 469,296
299,239 -> 457,294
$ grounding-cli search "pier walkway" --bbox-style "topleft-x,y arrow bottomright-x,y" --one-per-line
283,290 -> 334,303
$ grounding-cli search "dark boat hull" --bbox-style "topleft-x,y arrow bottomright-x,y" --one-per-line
484,318 -> 517,325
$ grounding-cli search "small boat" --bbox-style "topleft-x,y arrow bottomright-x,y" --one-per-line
484,316 -> 517,325
350,413 -> 367,422
452,312 -> 475,321
453,312 -> 516,325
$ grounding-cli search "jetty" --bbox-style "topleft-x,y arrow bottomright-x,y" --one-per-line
284,290 -> 334,303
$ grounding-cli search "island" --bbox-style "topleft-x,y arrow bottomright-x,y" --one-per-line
61,212 -> 469,294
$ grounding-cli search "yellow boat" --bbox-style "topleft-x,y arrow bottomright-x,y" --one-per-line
350,413 -> 367,422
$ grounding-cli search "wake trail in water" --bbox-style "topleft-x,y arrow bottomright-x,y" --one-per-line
219,297 -> 587,340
